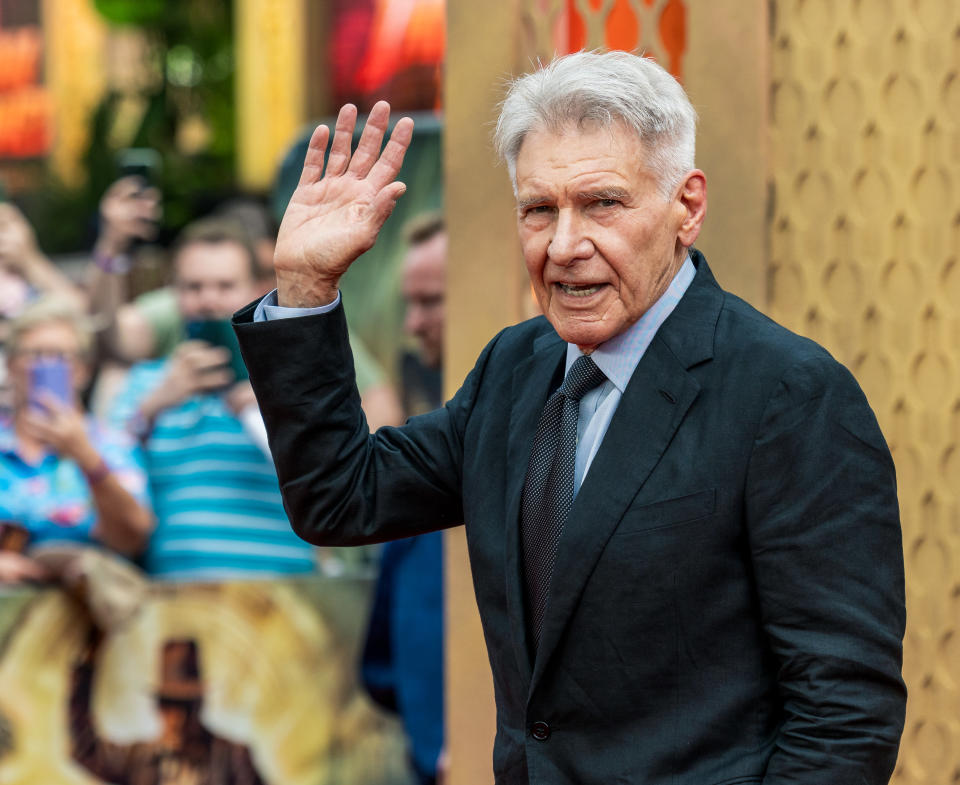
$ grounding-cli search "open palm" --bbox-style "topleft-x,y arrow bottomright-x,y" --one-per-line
274,101 -> 414,307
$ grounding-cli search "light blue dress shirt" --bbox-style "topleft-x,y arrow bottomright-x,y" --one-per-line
568,256 -> 694,494
254,255 -> 695,494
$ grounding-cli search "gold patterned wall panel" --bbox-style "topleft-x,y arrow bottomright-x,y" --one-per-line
769,2 -> 959,783
518,0 -> 686,79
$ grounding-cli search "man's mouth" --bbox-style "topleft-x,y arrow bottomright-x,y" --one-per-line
557,282 -> 602,297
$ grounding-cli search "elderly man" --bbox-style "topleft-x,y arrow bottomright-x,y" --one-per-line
234,52 -> 906,784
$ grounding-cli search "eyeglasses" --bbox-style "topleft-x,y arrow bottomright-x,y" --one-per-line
10,348 -> 82,363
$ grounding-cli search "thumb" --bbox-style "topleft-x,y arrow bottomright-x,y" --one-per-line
369,181 -> 407,226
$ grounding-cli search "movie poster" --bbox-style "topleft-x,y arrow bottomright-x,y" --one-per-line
0,578 -> 414,784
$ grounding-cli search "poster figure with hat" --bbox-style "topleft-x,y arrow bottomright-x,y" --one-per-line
69,632 -> 266,785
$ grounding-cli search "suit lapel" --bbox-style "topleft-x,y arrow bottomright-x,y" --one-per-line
504,329 -> 565,687
529,251 -> 724,690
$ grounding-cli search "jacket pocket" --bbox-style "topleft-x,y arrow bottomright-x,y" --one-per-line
613,488 -> 716,536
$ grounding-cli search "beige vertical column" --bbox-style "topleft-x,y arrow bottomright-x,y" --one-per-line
234,0 -> 306,190
685,1 -> 770,308
444,1 -> 523,783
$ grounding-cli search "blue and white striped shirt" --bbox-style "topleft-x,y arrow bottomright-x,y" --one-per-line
110,360 -> 316,580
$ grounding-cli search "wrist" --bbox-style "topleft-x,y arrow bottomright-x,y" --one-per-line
20,249 -> 46,271
92,246 -> 132,275
276,270 -> 340,308
81,457 -> 112,486
129,405 -> 159,441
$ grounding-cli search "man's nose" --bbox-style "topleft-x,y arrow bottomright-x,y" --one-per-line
405,306 -> 423,336
197,286 -> 221,312
547,209 -> 592,265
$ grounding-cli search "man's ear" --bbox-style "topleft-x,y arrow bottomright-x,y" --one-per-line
676,170 -> 707,247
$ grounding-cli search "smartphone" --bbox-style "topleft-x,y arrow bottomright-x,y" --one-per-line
185,319 -> 249,382
29,357 -> 72,410
117,147 -> 162,188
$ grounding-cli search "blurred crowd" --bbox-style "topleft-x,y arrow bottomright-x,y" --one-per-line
0,173 -> 448,783
0,171 -> 450,582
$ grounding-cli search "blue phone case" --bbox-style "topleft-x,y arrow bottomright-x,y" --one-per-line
29,358 -> 71,409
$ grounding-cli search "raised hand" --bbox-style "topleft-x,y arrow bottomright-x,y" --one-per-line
96,176 -> 161,258
0,202 -> 42,269
21,394 -> 99,467
273,101 -> 414,307
137,341 -> 233,422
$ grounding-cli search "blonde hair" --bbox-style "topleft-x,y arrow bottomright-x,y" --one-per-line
5,296 -> 94,360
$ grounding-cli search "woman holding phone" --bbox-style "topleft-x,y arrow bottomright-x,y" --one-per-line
0,297 -> 153,584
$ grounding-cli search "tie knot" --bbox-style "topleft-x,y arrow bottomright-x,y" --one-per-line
561,355 -> 606,401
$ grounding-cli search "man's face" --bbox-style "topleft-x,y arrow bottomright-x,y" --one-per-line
402,232 -> 446,369
175,241 -> 256,322
515,122 -> 705,352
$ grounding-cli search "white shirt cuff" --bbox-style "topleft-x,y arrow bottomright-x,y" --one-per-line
253,289 -> 342,321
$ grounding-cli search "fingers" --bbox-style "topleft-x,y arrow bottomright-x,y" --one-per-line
325,104 -> 359,178
367,115 -> 414,191
178,342 -> 233,390
197,368 -> 234,391
298,124 -> 332,187
19,411 -> 62,450
180,342 -> 230,371
103,176 -> 144,204
347,100 -> 391,178
299,102 -> 413,190
36,392 -> 70,414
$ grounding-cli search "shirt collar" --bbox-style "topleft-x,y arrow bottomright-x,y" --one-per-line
565,254 -> 696,393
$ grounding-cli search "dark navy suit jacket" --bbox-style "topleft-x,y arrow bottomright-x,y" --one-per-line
235,251 -> 906,785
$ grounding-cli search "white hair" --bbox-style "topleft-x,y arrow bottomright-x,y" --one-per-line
494,50 -> 698,198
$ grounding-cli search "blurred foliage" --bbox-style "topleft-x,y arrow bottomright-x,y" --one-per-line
22,0 -> 239,255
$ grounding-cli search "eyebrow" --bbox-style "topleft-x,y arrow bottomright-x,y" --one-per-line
517,195 -> 549,211
516,187 -> 630,211
580,187 -> 629,202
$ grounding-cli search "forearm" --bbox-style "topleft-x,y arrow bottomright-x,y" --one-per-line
85,262 -> 126,328
134,383 -> 179,429
22,250 -> 85,306
88,476 -> 153,556
85,264 -> 154,362
234,301 -> 465,545
73,444 -> 153,555
69,652 -> 131,781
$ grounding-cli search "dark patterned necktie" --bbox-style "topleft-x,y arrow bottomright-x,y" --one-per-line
521,354 -> 607,650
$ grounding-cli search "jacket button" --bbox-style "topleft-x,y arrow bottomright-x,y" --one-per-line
531,721 -> 551,741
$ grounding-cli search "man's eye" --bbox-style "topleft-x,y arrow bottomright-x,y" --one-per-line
596,198 -> 619,208
523,205 -> 553,216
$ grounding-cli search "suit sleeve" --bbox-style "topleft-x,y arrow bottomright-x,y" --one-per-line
234,298 -> 497,545
745,353 -> 906,784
